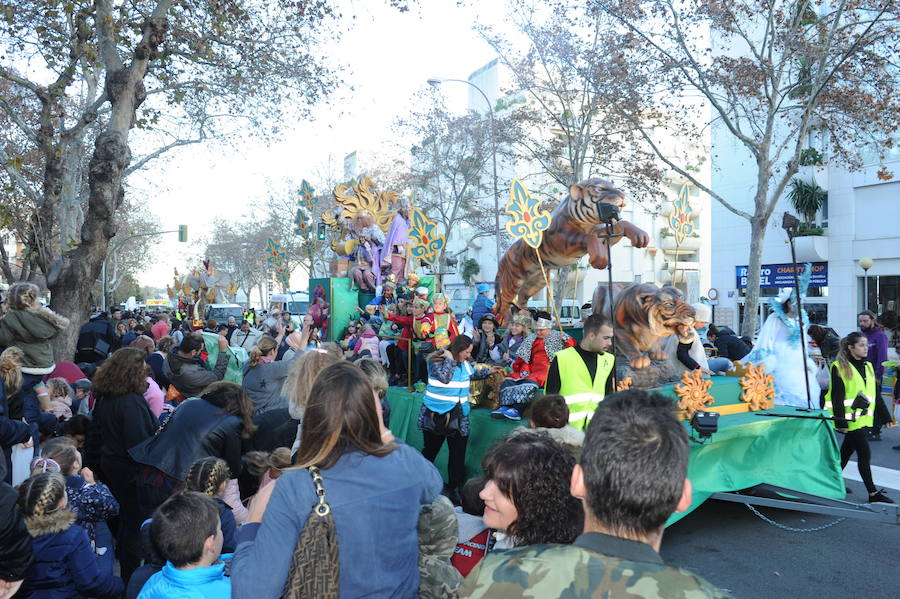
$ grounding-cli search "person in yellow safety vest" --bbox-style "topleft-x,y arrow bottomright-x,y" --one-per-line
824,331 -> 894,503
544,314 -> 615,430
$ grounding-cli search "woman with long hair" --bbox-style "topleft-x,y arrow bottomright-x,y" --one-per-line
242,334 -> 300,415
420,335 -> 497,504
231,362 -> 442,599
129,381 -> 257,517
281,342 -> 343,451
824,332 -> 894,503
479,431 -> 583,548
88,347 -> 158,582
1,346 -> 32,484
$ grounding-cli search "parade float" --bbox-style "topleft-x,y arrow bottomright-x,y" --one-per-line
380,178 -> 890,525
166,261 -> 239,329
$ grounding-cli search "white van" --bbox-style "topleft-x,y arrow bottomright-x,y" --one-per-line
525,299 -> 583,328
269,291 -> 310,317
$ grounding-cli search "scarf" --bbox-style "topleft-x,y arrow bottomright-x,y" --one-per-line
516,330 -> 568,364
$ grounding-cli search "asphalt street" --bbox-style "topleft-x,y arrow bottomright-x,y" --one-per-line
661,424 -> 900,599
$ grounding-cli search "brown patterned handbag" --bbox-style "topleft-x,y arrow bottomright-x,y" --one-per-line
281,467 -> 340,599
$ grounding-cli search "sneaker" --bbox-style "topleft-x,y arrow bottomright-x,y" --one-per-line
868,489 -> 894,504
501,407 -> 521,421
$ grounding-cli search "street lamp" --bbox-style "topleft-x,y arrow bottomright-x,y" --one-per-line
427,76 -> 502,273
858,256 -> 873,311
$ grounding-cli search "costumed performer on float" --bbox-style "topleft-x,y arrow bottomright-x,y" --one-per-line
743,263 -> 818,408
349,211 -> 385,292
493,311 -> 575,421
381,208 -> 410,279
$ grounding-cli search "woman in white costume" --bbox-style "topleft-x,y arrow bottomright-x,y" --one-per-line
744,265 -> 818,408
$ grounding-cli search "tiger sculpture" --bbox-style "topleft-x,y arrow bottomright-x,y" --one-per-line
495,178 -> 650,320
592,282 -> 696,369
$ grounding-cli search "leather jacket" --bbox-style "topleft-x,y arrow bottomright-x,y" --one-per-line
128,393 -> 244,480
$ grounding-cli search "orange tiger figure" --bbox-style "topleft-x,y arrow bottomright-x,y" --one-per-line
495,178 -> 650,321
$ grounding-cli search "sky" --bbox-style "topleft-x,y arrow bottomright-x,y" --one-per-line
133,0 -> 509,289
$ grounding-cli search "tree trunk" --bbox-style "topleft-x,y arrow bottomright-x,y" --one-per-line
741,216 -> 767,337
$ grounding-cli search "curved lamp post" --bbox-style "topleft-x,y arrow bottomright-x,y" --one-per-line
858,256 -> 873,311
427,77 -> 502,271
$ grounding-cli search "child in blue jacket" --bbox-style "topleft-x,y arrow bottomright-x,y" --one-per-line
16,472 -> 123,599
137,491 -> 231,598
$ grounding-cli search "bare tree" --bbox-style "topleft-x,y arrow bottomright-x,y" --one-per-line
399,95 -> 515,266
204,219 -> 270,302
0,0 -> 343,356
592,0 -> 900,335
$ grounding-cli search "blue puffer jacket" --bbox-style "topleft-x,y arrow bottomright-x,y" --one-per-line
136,561 -> 231,598
471,294 -> 495,327
16,511 -> 122,599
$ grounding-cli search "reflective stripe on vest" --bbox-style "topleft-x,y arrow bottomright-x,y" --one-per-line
549,347 -> 614,430
425,361 -> 474,406
824,360 -> 876,432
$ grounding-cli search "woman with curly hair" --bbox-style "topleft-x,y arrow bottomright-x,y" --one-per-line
280,342 -> 343,451
479,431 -> 583,548
89,347 -> 157,583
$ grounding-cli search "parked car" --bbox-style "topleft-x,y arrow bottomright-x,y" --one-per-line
205,303 -> 244,324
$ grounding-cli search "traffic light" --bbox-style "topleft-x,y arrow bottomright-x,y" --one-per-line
316,223 -> 327,240
178,225 -> 188,243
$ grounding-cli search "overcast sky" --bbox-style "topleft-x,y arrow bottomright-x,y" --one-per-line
133,0 -> 508,289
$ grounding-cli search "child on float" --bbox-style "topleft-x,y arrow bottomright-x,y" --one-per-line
35,437 -> 119,574
15,471 -> 123,599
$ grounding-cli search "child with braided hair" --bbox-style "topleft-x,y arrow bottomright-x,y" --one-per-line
16,471 -> 123,598
183,457 -> 237,554
37,438 -> 119,574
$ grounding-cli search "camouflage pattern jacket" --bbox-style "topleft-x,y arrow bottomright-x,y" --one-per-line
459,532 -> 731,599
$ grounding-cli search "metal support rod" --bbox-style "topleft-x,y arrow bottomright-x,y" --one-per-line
711,484 -> 900,524
605,222 -> 618,390
786,233 -> 813,411
864,270 -> 869,311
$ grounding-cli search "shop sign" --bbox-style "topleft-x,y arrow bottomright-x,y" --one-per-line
735,262 -> 828,288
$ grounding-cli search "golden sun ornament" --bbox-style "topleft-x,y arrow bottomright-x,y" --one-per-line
616,377 -> 633,392
739,364 -> 775,411
674,369 -> 714,418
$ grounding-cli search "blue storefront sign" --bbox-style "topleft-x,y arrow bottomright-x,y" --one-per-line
735,262 -> 828,288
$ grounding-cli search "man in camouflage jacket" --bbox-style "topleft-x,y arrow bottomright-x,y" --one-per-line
459,389 -> 731,599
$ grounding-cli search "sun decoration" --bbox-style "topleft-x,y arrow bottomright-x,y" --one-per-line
408,207 -> 445,266
739,363 -> 775,411
674,369 -> 714,419
324,176 -> 398,233
504,179 -> 551,249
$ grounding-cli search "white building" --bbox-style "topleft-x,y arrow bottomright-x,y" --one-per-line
709,129 -> 900,345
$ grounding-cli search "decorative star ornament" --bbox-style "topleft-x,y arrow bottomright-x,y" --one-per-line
408,208 -> 445,266
505,179 -> 551,249
670,184 -> 694,246
298,179 -> 319,213
264,238 -> 284,265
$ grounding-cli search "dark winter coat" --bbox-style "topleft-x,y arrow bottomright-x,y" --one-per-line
1,378 -> 32,483
162,351 -> 228,398
129,393 -> 245,480
714,331 -> 751,361
0,305 -> 69,375
0,481 -> 32,583
88,392 -> 158,479
17,509 -> 122,599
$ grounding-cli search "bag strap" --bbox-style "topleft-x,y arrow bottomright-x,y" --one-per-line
308,466 -> 331,517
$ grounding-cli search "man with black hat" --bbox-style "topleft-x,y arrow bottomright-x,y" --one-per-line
473,313 -> 504,365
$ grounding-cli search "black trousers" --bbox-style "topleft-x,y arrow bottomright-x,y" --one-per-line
422,431 -> 468,489
101,457 -> 148,583
840,428 -> 876,494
